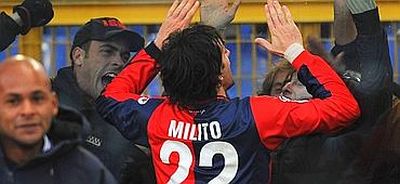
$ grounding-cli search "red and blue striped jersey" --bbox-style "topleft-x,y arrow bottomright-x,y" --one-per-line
96,43 -> 360,183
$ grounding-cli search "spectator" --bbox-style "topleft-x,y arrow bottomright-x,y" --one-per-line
0,0 -> 53,51
0,55 -> 116,184
96,0 -> 360,183
257,60 -> 296,96
50,17 -> 154,183
261,0 -> 393,183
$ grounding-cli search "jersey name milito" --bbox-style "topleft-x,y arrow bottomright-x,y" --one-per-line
96,43 -> 360,183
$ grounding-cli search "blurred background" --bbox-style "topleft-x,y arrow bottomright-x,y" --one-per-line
1,0 -> 399,97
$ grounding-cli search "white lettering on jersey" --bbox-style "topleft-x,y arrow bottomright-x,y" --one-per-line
168,120 -> 184,139
168,120 -> 222,141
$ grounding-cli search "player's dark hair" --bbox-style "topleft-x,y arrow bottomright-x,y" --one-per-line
159,25 -> 224,108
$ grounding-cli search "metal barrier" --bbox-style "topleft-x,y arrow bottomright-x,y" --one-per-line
2,22 -> 398,97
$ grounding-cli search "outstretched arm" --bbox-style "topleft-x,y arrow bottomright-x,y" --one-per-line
252,0 -> 359,150
97,0 -> 200,144
347,0 -> 393,125
0,0 -> 53,52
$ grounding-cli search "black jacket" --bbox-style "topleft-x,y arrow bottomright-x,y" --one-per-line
0,12 -> 21,52
0,106 -> 117,184
270,8 -> 393,184
52,67 -> 155,183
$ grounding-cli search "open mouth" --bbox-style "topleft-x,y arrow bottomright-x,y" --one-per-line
101,72 -> 117,86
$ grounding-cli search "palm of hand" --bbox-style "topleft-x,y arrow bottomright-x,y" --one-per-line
200,0 -> 240,30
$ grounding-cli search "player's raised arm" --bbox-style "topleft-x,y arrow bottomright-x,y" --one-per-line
252,0 -> 360,150
96,0 -> 200,144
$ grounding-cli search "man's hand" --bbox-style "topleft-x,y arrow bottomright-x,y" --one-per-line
13,0 -> 54,35
155,0 -> 200,49
199,0 -> 240,31
255,0 -> 302,56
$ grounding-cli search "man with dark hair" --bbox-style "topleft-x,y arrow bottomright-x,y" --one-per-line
51,17 -> 152,183
0,0 -> 53,51
96,0 -> 360,183
262,0 -> 393,183
0,55 -> 116,184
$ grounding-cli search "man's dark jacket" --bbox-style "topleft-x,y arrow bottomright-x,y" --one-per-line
52,67 -> 154,184
0,106 -> 117,184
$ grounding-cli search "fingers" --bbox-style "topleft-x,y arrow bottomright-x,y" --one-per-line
155,0 -> 199,49
271,0 -> 286,24
256,38 -> 284,56
265,4 -> 275,31
267,0 -> 280,27
282,5 -> 294,25
172,0 -> 190,17
183,1 -> 200,24
167,0 -> 180,16
179,0 -> 198,19
267,0 -> 292,27
169,0 -> 199,27
255,38 -> 272,52
255,38 -> 270,48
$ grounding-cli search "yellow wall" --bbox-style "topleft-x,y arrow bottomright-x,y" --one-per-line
1,0 -> 399,61
1,0 -> 400,25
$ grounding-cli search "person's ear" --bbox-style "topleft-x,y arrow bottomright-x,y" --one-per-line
72,47 -> 85,66
51,92 -> 59,116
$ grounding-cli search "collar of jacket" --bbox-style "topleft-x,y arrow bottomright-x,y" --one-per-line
0,105 -> 90,169
51,66 -> 94,111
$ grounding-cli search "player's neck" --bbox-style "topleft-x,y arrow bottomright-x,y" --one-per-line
216,86 -> 227,98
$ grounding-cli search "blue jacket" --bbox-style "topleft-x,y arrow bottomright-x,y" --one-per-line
0,106 -> 117,184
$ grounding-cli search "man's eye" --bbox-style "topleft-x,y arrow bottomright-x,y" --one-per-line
101,50 -> 114,56
32,94 -> 45,103
6,98 -> 20,106
122,53 -> 131,63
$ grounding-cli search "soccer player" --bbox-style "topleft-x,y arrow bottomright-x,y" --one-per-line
96,0 -> 360,183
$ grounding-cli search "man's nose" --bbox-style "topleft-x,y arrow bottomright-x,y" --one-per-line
21,100 -> 35,117
226,48 -> 231,56
281,82 -> 294,95
112,54 -> 126,67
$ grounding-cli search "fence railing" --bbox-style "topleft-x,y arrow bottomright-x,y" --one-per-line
2,22 -> 399,97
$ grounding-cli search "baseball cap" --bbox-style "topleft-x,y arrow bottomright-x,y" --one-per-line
71,17 -> 144,59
